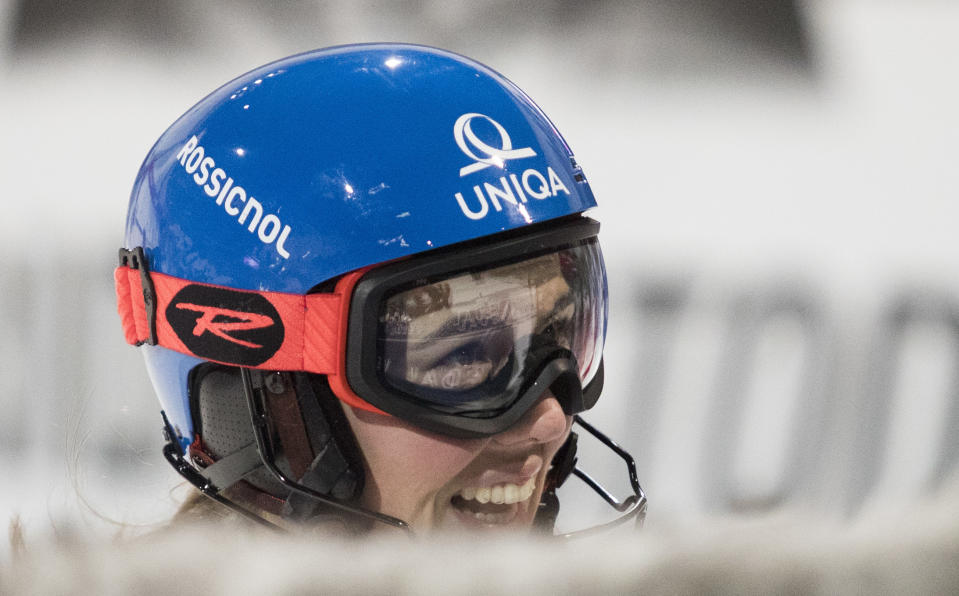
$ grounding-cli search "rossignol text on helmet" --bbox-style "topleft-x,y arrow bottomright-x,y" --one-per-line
115,43 -> 645,536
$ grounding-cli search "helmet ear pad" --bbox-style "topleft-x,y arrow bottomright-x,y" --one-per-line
188,364 -> 366,519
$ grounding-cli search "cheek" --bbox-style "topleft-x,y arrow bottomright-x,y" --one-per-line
344,407 -> 486,514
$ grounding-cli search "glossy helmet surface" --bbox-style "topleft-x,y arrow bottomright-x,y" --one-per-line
124,43 -> 599,453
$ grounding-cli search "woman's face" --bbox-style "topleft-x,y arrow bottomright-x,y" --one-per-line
342,394 -> 572,534
343,249 -> 589,533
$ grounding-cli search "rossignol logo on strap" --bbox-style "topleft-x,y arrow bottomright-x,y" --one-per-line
452,113 -> 571,221
116,259 -> 345,374
166,284 -> 284,366
176,135 -> 293,259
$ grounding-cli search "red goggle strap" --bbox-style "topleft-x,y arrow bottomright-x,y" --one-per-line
114,259 -> 384,414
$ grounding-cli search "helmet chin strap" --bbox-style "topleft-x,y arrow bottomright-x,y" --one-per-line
162,368 -> 420,533
238,367 -> 413,533
530,358 -> 648,537
160,367 -> 646,537
549,416 -> 648,539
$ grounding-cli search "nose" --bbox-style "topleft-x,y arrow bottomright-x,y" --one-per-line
492,392 -> 570,447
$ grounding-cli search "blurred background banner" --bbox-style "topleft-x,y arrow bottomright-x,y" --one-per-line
0,0 -> 957,538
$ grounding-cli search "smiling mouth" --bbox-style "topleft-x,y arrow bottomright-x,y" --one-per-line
450,477 -> 537,524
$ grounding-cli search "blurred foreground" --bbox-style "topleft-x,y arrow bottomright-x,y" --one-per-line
4,475 -> 959,595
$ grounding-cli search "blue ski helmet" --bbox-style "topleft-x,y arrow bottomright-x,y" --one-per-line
122,44 -> 600,451
115,44 -> 649,537
124,44 -> 596,447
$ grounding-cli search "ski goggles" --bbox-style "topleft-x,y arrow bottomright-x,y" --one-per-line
116,217 -> 607,438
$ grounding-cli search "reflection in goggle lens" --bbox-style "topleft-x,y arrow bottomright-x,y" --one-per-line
377,241 -> 606,409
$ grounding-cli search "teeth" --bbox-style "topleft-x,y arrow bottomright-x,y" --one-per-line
475,487 -> 491,504
457,477 -> 536,506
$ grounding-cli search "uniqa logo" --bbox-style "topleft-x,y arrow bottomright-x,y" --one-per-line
454,113 -> 537,177
452,113 -> 571,221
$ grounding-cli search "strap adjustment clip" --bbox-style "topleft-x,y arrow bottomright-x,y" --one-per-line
118,246 -> 158,346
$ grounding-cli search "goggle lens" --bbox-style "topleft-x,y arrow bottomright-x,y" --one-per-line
376,240 -> 606,413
